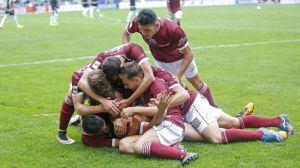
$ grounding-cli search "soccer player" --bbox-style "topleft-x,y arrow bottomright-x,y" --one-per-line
81,0 -> 89,17
181,90 -> 293,144
49,0 -> 59,26
57,43 -> 155,144
118,62 -> 198,165
122,9 -> 218,108
166,0 -> 182,26
0,0 -> 23,29
126,0 -> 137,23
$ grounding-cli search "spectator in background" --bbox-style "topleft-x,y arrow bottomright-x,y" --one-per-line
126,0 -> 137,23
49,0 -> 59,26
0,0 -> 23,29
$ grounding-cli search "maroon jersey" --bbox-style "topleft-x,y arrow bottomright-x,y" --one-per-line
167,0 -> 181,14
126,18 -> 189,63
138,77 -> 184,129
152,66 -> 179,89
81,133 -> 116,148
181,90 -> 201,116
90,43 -> 149,70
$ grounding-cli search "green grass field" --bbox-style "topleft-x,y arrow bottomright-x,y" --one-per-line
0,4 -> 299,167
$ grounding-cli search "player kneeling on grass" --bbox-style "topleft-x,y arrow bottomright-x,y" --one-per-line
118,62 -> 198,166
182,90 -> 294,144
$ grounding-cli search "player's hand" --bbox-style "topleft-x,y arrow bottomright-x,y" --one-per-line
102,99 -> 120,117
121,107 -> 135,119
150,91 -> 173,114
113,118 -> 127,137
118,99 -> 132,110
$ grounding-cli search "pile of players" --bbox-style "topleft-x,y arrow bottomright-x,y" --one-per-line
56,9 -> 294,166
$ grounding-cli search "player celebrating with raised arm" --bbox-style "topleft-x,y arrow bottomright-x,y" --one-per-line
122,9 -> 218,108
118,62 -> 198,166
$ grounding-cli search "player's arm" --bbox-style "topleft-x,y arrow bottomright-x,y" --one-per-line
122,20 -> 138,44
169,84 -> 190,107
176,45 -> 193,80
72,94 -> 106,116
122,30 -> 131,44
119,61 -> 155,109
78,71 -> 120,117
148,91 -> 173,127
121,106 -> 158,118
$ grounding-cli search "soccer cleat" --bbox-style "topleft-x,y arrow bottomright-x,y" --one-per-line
182,153 -> 199,166
69,114 -> 81,126
278,114 -> 294,136
57,130 -> 75,144
259,128 -> 286,142
235,102 -> 254,117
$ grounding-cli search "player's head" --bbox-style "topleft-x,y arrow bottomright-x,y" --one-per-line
137,9 -> 159,40
87,69 -> 115,99
82,115 -> 108,135
102,56 -> 122,85
120,62 -> 143,91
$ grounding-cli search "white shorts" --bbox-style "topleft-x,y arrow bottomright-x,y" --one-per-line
155,59 -> 198,79
183,93 -> 222,133
153,120 -> 184,146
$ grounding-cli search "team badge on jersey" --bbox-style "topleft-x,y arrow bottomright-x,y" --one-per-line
91,61 -> 101,69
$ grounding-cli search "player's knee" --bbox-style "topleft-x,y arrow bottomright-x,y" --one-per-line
119,139 -> 130,153
207,134 -> 223,144
133,142 -> 143,154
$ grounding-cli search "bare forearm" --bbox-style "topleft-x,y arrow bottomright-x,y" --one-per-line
122,31 -> 131,44
75,104 -> 105,116
169,86 -> 190,107
78,73 -> 106,104
131,106 -> 158,116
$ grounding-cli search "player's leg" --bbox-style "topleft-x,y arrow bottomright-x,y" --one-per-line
184,123 -> 206,142
239,114 -> 294,135
0,14 -> 8,28
57,90 -> 75,144
132,123 -> 198,165
184,60 -> 217,107
82,0 -> 89,17
11,10 -> 23,28
119,135 -> 141,154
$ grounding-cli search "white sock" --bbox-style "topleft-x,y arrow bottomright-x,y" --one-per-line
0,14 -> 8,27
13,15 -> 20,26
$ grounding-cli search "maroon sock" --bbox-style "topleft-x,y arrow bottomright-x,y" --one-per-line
142,142 -> 186,160
239,115 -> 281,129
58,96 -> 75,131
221,129 -> 263,143
198,83 -> 217,107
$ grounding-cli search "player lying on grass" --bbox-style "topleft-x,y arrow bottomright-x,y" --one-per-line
57,43 -> 155,144
118,62 -> 293,146
118,62 -> 199,166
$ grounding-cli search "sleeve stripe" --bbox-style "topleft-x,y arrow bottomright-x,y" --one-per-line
178,41 -> 189,51
169,83 -> 180,89
138,57 -> 150,65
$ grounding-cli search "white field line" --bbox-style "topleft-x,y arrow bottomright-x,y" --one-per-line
1,39 -> 300,68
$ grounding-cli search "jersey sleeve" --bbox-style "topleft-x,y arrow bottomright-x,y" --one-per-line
150,78 -> 169,100
89,53 -> 104,70
173,27 -> 189,51
126,18 -> 139,34
82,133 -> 117,148
127,43 -> 149,65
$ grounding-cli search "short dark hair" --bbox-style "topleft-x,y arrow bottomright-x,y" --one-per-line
137,9 -> 157,25
102,57 -> 121,83
87,69 -> 114,98
120,62 -> 143,80
82,115 -> 105,134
